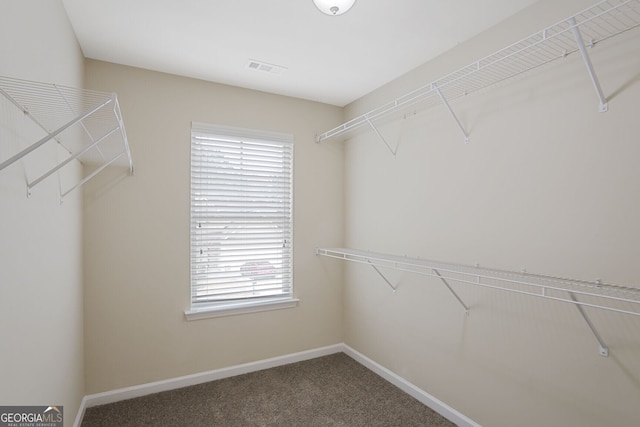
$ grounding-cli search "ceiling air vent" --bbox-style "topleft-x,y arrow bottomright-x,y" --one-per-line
246,59 -> 287,75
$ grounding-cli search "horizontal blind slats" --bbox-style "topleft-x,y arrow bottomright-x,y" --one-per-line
190,125 -> 293,305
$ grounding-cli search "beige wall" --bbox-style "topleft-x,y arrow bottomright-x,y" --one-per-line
4,1 -> 638,426
341,0 -> 640,426
82,61 -> 344,393
0,1 -> 85,425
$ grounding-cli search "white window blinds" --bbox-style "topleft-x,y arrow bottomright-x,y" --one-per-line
190,123 -> 293,310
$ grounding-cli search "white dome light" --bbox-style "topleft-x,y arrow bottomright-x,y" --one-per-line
313,0 -> 357,16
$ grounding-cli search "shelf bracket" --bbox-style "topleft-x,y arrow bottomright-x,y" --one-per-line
432,84 -> 469,143
364,116 -> 397,156
114,97 -> 134,175
0,96 -> 114,173
568,291 -> 609,357
367,260 -> 398,292
433,269 -> 470,314
27,126 -> 120,195
60,150 -> 126,201
0,86 -> 71,155
568,17 -> 608,112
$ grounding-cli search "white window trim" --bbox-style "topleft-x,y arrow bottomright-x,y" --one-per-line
186,122 -> 296,320
185,297 -> 300,321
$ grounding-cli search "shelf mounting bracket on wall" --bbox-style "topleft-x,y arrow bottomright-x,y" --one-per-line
568,17 -> 609,112
26,125 -> 120,196
364,116 -> 397,155
569,291 -> 609,356
432,84 -> 469,143
433,269 -> 470,314
367,260 -> 398,292
0,95 -> 112,173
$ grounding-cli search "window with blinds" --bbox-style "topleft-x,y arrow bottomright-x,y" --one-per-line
190,123 -> 294,312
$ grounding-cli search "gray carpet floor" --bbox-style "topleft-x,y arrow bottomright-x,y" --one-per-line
81,352 -> 457,426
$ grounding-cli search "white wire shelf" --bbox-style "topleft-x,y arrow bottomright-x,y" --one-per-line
316,0 -> 640,144
317,247 -> 640,316
0,75 -> 133,200
316,247 -> 640,356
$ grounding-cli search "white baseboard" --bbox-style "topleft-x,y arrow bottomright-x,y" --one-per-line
72,395 -> 89,427
74,343 -> 479,427
342,344 -> 481,427
73,344 -> 343,426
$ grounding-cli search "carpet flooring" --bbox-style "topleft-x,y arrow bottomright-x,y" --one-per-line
81,352 -> 457,426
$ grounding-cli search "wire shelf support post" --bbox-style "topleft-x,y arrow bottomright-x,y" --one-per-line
433,268 -> 470,314
0,96 -> 112,173
569,291 -> 609,356
367,260 -> 398,292
432,84 -> 469,143
364,116 -> 397,156
568,17 -> 609,112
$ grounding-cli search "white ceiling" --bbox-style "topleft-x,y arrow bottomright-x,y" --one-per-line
62,0 -> 538,107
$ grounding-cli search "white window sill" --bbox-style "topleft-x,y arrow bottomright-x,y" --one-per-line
184,297 -> 299,321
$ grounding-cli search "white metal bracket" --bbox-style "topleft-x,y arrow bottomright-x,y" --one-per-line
0,96 -> 113,173
432,84 -> 469,143
433,269 -> 470,314
568,291 -> 609,357
364,116 -> 397,156
367,260 -> 398,292
27,126 -> 120,196
568,17 -> 608,113
59,151 -> 127,200
0,86 -> 71,155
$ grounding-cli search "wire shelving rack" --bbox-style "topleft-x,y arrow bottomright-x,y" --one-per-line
316,247 -> 640,356
0,75 -> 133,200
316,0 -> 640,147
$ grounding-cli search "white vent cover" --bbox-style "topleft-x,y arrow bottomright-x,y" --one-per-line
246,59 -> 287,74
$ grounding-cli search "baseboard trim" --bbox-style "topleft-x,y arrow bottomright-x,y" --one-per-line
72,395 -> 89,427
74,343 -> 479,427
342,344 -> 481,427
73,344 -> 342,426
83,344 -> 343,408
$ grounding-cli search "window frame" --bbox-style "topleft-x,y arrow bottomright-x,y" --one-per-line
185,122 -> 298,320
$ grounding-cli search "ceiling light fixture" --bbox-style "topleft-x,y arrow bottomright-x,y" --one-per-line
313,0 -> 356,16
